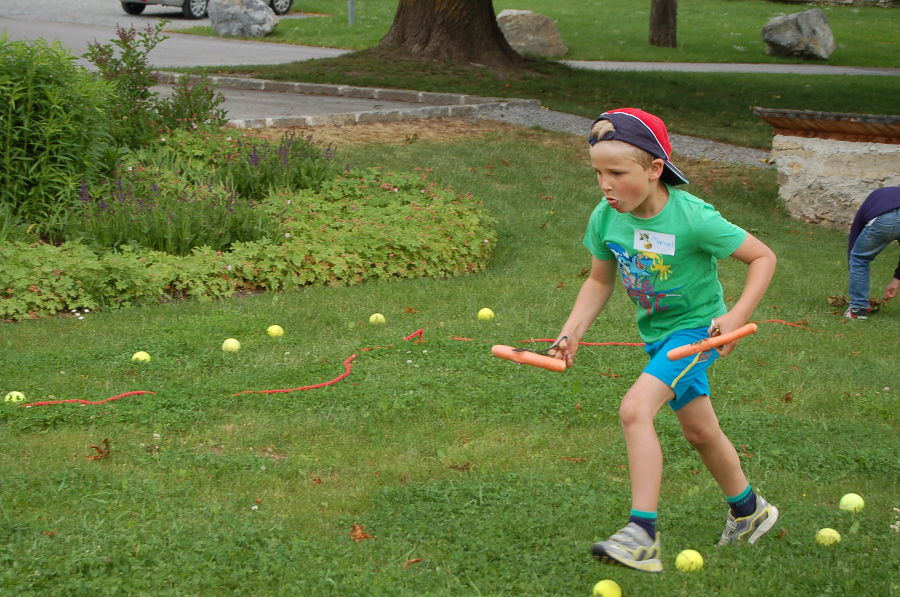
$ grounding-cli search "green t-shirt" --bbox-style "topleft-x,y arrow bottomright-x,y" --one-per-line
583,186 -> 747,343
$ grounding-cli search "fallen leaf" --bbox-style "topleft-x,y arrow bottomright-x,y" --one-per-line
783,392 -> 794,403
87,438 -> 111,461
403,558 -> 424,569
562,456 -> 586,463
449,462 -> 473,472
350,524 -> 374,542
404,306 -> 418,314
827,295 -> 849,307
740,444 -> 753,459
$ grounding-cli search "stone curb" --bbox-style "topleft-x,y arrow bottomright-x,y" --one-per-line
154,71 -> 541,129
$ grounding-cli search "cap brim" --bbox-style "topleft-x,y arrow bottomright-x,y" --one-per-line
662,161 -> 689,185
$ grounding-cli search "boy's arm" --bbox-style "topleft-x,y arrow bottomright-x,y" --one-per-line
550,257 -> 617,367
715,233 -> 777,356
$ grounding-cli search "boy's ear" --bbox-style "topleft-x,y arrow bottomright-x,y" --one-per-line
648,158 -> 665,181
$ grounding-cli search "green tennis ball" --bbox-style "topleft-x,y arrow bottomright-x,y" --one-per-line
368,313 -> 386,325
266,325 -> 284,338
4,391 -> 25,403
839,493 -> 864,513
675,549 -> 704,571
222,338 -> 241,352
591,579 -> 621,597
131,351 -> 151,363
477,307 -> 495,321
816,528 -> 841,546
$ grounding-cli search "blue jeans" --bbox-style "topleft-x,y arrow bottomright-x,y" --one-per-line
848,208 -> 900,309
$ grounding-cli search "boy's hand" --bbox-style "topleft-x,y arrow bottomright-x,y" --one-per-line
548,335 -> 576,368
884,277 -> 900,301
709,315 -> 744,357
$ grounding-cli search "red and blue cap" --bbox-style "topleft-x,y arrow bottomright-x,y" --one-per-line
589,108 -> 689,186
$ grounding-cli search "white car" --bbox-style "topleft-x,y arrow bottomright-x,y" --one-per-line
121,0 -> 294,19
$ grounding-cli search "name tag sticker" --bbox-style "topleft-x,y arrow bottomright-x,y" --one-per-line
634,230 -> 676,256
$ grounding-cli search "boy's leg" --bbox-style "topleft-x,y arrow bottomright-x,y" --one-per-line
620,373 -> 675,513
674,396 -> 747,497
848,214 -> 897,314
591,373 -> 671,573
675,395 -> 779,545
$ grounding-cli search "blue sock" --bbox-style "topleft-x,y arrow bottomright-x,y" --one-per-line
727,485 -> 757,518
628,509 -> 657,540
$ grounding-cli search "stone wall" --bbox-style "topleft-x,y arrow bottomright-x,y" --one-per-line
770,135 -> 900,228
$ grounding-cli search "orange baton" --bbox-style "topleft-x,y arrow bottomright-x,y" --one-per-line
666,323 -> 757,361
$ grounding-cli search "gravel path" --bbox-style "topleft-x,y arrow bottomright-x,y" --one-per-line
477,104 -> 770,167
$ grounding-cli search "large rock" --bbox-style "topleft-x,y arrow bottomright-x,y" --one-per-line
497,9 -> 568,58
761,8 -> 835,60
208,0 -> 277,38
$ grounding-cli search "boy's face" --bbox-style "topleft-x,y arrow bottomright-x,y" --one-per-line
589,140 -> 664,215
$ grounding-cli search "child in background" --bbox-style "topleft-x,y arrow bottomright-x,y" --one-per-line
844,186 -> 900,320
549,108 -> 779,572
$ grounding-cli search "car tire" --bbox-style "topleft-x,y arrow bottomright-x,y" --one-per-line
121,2 -> 146,15
270,0 -> 293,16
182,0 -> 208,19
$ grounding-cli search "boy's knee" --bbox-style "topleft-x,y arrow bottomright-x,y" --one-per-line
619,399 -> 651,428
682,424 -> 720,448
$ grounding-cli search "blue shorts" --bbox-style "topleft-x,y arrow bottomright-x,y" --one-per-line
643,327 -> 719,411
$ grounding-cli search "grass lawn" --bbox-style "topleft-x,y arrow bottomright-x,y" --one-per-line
180,0 -> 900,68
2,121 -> 897,595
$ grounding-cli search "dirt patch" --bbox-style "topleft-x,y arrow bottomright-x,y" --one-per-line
237,118 -> 517,146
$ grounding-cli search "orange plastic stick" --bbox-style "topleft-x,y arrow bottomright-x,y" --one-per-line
491,345 -> 567,372
666,323 -> 757,361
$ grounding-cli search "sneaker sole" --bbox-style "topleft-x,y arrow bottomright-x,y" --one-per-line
748,505 -> 779,544
592,550 -> 663,573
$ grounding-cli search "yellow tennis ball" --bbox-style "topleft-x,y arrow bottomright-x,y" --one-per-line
131,351 -> 151,363
816,528 -> 841,546
266,325 -> 284,338
368,313 -> 386,325
591,579 -> 621,597
477,307 -> 495,321
222,338 -> 241,353
675,549 -> 704,572
839,492 -> 864,513
4,391 -> 25,403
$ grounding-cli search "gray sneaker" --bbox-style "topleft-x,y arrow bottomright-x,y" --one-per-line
718,494 -> 779,546
591,522 -> 663,573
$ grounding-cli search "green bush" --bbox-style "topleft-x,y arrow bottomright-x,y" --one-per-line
0,36 -> 113,240
0,169 -> 496,320
129,128 -> 340,199
155,73 -> 228,131
84,22 -> 228,148
67,165 -> 280,256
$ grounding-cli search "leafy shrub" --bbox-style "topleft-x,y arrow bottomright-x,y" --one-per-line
0,37 -> 113,239
0,169 -> 496,320
155,74 -> 228,131
84,22 -> 228,148
67,166 -> 281,255
129,128 -> 339,199
83,23 -> 163,148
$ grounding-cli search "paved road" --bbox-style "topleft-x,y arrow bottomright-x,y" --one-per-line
1,2 -> 895,164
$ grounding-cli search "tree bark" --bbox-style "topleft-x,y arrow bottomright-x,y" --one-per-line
649,0 -> 677,48
377,0 -> 526,71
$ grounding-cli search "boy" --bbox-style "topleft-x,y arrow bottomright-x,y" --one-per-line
844,186 -> 900,320
549,108 -> 779,572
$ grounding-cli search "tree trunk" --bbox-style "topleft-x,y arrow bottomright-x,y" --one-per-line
377,0 -> 526,71
649,0 -> 677,48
